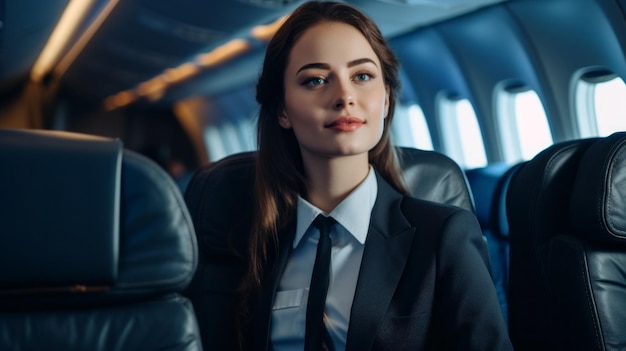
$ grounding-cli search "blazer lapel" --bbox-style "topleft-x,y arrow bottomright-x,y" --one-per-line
251,221 -> 296,350
346,173 -> 416,351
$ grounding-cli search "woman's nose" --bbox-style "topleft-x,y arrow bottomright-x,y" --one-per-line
332,80 -> 355,110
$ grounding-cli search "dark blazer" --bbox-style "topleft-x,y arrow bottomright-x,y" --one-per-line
186,172 -> 513,350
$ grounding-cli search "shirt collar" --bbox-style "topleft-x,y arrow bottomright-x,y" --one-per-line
294,167 -> 378,248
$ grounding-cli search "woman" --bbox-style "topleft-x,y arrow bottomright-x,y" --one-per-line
199,1 -> 512,350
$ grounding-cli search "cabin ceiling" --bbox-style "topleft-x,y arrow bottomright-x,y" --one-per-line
0,0 -> 507,106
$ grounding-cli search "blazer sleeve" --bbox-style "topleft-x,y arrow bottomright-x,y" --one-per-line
432,206 -> 513,351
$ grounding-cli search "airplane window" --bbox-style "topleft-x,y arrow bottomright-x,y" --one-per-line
236,118 -> 258,152
514,90 -> 553,160
595,77 -> 626,134
205,119 -> 257,162
576,77 -> 597,138
577,75 -> 626,137
407,104 -> 434,150
496,87 -> 522,163
497,87 -> 553,162
204,126 -> 228,162
392,104 -> 433,150
438,96 -> 487,169
219,123 -> 242,157
594,77 -> 626,136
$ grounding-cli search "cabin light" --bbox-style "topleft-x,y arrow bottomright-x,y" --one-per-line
104,34 -> 250,108
196,39 -> 251,68
31,0 -> 120,82
31,0 -> 97,82
146,88 -> 166,102
163,63 -> 201,84
137,77 -> 168,98
250,15 -> 289,41
103,91 -> 135,111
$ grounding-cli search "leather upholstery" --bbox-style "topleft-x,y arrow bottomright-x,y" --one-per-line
0,129 -> 202,350
550,132 -> 626,351
182,147 -> 475,349
397,147 -> 475,213
507,133 -> 626,350
507,137 -> 598,350
569,133 -> 626,243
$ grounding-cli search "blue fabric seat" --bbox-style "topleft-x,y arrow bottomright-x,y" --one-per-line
466,162 -> 523,326
0,129 -> 202,350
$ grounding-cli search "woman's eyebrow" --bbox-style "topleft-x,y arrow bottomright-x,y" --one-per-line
347,58 -> 377,68
295,58 -> 377,75
296,62 -> 330,75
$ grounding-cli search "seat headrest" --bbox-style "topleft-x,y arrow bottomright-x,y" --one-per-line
507,138 -> 599,242
0,130 -> 121,288
0,129 -> 197,307
397,147 -> 474,213
570,132 -> 626,244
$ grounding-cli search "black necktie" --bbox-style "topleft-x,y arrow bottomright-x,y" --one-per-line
304,214 -> 336,351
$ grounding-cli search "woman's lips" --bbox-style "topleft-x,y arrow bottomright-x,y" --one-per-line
325,117 -> 364,132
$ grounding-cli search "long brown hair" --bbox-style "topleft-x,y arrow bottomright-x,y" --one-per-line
247,0 -> 407,301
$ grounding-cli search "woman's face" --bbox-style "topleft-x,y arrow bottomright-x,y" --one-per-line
280,21 -> 389,162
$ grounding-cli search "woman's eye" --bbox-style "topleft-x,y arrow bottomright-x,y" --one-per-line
304,77 -> 326,87
354,73 -> 373,82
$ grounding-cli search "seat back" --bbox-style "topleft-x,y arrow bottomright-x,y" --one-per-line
549,132 -> 626,351
0,129 -> 202,350
506,136 -> 599,350
183,147 -> 475,349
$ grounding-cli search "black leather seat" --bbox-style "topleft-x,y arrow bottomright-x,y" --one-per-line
549,132 -> 626,350
0,129 -> 202,350
506,135 -> 602,350
183,147 -> 475,349
397,147 -> 474,213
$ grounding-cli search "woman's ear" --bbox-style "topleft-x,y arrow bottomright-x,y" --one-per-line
278,112 -> 292,129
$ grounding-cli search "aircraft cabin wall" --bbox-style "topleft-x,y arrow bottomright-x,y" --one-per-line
391,0 -> 626,166
507,0 -> 626,141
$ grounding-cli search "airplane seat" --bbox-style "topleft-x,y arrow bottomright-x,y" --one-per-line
182,151 -> 256,349
0,129 -> 202,350
506,136 -> 600,350
548,131 -> 626,351
397,146 -> 475,213
182,147 -> 475,349
465,162 -> 523,325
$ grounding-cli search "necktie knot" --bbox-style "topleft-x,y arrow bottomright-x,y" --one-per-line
313,214 -> 336,239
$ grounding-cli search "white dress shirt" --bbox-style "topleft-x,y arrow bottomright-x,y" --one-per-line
271,167 -> 378,351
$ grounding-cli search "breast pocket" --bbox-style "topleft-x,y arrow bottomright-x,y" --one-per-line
271,288 -> 308,340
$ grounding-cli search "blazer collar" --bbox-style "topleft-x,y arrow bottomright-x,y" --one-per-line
346,172 -> 416,350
